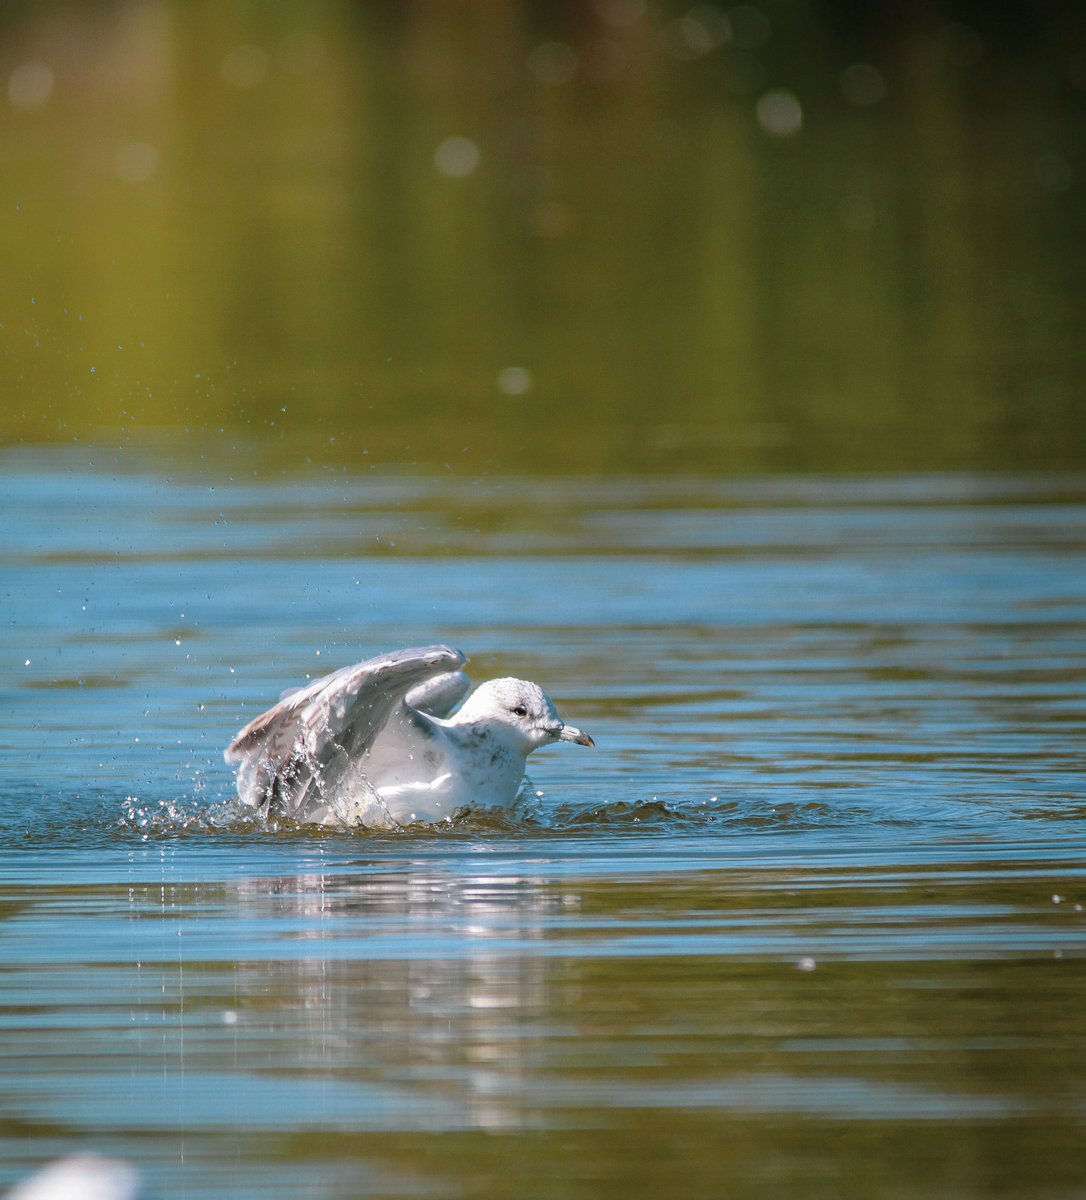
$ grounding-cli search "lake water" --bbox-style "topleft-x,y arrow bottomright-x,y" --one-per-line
3,2 -> 1086,1195
2,451 -> 1085,1199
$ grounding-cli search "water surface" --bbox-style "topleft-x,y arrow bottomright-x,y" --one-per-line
3,3 -> 1086,1194
2,453 -> 1085,1199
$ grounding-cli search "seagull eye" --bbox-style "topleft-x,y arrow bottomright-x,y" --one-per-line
510,705 -> 528,717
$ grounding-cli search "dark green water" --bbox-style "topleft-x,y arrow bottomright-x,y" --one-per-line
2,1 -> 1085,474
2,3 -> 1086,1198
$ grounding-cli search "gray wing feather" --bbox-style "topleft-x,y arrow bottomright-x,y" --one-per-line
405,670 -> 471,717
224,644 -> 467,815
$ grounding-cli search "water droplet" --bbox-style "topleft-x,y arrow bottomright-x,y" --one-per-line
8,61 -> 53,110
756,89 -> 803,138
497,366 -> 533,396
434,136 -> 480,178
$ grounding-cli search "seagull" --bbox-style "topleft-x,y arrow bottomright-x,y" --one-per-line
224,645 -> 594,828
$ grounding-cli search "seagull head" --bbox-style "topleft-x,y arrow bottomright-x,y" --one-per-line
455,677 -> 595,753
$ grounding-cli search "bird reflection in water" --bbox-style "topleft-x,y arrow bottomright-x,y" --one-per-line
230,865 -> 578,1131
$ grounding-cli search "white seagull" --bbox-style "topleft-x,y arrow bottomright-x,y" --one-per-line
224,645 -> 594,828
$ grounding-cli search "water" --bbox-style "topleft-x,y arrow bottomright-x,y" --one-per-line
3,4 -> 1085,476
2,451 -> 1085,1198
3,2 -> 1086,1194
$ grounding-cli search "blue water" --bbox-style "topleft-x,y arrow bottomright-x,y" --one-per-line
2,450 -> 1085,1199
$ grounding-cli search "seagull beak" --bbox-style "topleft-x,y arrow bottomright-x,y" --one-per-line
558,724 -> 595,748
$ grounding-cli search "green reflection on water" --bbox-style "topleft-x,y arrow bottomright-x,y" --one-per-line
2,1 -> 1084,475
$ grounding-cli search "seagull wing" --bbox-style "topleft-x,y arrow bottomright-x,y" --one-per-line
224,644 -> 468,816
405,669 -> 472,718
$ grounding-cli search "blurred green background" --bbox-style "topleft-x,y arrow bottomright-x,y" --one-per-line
2,0 -> 1084,476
